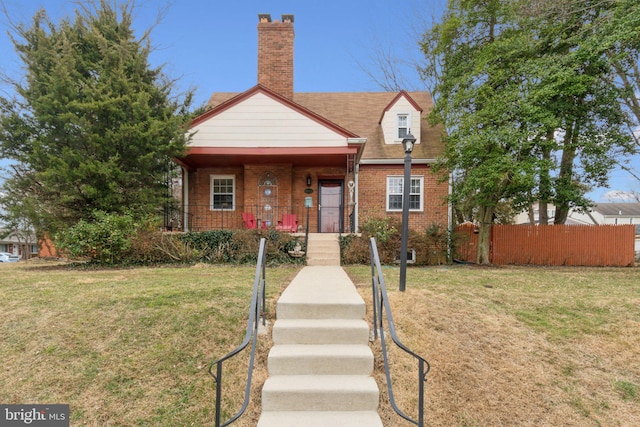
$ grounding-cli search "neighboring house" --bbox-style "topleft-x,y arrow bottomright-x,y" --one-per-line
174,14 -> 449,234
0,229 -> 39,260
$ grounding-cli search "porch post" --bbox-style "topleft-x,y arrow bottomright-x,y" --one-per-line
182,167 -> 189,232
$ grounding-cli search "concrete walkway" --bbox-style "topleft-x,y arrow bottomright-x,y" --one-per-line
258,264 -> 383,426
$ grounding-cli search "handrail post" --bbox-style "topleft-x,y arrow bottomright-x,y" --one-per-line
418,358 -> 425,427
370,240 -> 379,340
215,362 -> 222,427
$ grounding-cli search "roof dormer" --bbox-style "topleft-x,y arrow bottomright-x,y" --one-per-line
380,91 -> 423,146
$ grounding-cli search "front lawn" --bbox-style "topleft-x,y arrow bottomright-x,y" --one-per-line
1,261 -> 638,426
0,261 -> 299,426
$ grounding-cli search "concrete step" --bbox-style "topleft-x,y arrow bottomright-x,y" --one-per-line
268,344 -> 373,375
276,267 -> 365,319
307,233 -> 340,240
272,319 -> 370,345
261,375 -> 379,412
277,299 -> 364,319
306,257 -> 341,266
306,247 -> 340,256
306,234 -> 341,266
257,410 -> 383,427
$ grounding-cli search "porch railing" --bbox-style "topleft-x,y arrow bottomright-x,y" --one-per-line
369,237 -> 430,426
163,204 -> 306,232
209,237 -> 267,426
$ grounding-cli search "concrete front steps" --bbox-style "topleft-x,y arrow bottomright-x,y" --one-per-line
306,233 -> 341,266
258,266 -> 382,427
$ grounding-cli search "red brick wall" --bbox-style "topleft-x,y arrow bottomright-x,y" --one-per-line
187,163 -> 447,232
187,165 -> 352,232
257,18 -> 294,100
187,166 -> 243,230
358,163 -> 449,231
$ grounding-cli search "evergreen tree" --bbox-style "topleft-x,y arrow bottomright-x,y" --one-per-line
0,0 -> 193,236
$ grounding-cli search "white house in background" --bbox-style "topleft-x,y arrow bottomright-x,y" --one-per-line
0,229 -> 39,260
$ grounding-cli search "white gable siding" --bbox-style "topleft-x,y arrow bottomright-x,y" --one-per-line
189,92 -> 348,148
381,96 -> 421,146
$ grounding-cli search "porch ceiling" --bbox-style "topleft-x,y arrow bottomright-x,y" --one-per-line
176,147 -> 357,170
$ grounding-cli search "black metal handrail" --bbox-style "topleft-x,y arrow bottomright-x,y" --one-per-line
369,237 -> 430,426
209,237 -> 267,426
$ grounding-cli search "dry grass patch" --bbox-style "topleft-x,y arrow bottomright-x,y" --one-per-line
4,261 -> 639,426
0,261 -> 299,426
345,265 -> 640,427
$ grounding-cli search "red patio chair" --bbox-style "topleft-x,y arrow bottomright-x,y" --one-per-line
276,214 -> 298,232
242,212 -> 257,229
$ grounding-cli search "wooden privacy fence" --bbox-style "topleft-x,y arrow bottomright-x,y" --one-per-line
456,224 -> 636,266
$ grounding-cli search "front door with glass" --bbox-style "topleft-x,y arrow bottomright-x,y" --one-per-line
318,180 -> 343,233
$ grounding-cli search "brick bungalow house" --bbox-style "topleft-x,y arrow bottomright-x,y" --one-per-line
174,14 -> 449,234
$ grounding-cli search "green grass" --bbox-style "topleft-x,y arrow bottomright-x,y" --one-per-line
1,261 -> 299,426
2,261 -> 639,426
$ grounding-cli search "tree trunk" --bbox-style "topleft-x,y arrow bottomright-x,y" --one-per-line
555,121 -> 578,224
539,133 -> 553,225
476,204 -> 494,265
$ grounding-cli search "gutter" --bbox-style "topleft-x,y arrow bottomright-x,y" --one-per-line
358,158 -> 438,165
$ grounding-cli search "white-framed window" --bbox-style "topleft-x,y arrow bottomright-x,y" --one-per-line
386,175 -> 424,212
210,175 -> 235,210
396,113 -> 410,140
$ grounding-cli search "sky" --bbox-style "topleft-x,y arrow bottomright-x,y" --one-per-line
0,0 -> 639,203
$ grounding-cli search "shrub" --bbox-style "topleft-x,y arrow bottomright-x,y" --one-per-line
129,230 -> 199,264
57,210 -> 138,264
421,223 -> 449,265
359,216 -> 399,244
180,230 -> 235,263
340,234 -> 370,265
341,218 -> 453,266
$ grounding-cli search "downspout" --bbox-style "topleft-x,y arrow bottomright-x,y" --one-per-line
354,163 -> 360,233
182,167 -> 189,232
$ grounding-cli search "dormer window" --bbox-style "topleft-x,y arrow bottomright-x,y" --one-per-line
397,113 -> 410,139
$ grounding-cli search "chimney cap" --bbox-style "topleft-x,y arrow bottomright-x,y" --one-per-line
258,13 -> 272,23
282,14 -> 294,23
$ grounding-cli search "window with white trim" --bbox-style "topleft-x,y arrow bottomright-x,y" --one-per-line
210,175 -> 235,210
397,113 -> 410,139
386,176 -> 424,212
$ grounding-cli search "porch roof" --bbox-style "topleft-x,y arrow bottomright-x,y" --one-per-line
177,146 -> 359,170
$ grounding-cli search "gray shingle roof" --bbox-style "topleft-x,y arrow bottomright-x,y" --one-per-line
594,203 -> 640,217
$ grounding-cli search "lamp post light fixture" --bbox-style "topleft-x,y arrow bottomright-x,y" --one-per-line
399,132 -> 416,292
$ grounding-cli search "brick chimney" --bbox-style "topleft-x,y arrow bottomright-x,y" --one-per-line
257,14 -> 294,100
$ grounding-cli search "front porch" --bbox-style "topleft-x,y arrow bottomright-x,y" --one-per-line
174,148 -> 360,234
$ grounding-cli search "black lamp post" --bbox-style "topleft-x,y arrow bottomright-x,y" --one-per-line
399,132 -> 416,292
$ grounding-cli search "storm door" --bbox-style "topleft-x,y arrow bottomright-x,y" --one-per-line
318,180 -> 344,233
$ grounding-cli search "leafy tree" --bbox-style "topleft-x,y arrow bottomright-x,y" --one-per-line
421,0 -> 541,263
0,0 -> 193,237
421,0 -> 635,263
518,0 -> 637,223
